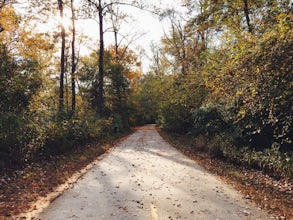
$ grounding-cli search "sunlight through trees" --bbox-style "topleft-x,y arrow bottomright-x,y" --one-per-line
0,0 -> 292,180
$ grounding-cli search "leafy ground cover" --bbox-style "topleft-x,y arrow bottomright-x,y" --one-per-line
0,132 -> 131,219
159,130 -> 293,219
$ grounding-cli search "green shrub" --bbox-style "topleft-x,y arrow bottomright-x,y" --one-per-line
43,109 -> 115,155
190,107 -> 228,137
207,132 -> 234,158
160,102 -> 193,134
199,131 -> 293,179
223,141 -> 293,179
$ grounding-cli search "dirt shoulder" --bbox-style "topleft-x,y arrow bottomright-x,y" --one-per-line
158,130 -> 293,219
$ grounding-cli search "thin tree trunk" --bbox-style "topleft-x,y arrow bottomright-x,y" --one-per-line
58,0 -> 65,113
243,0 -> 253,33
114,30 -> 119,61
98,0 -> 104,116
71,0 -> 76,113
65,72 -> 69,112
114,30 -> 122,109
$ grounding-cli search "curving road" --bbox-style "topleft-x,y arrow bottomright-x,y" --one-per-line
38,125 -> 270,220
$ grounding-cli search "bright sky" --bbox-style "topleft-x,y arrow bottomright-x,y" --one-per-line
75,0 -> 186,72
14,0 -> 185,73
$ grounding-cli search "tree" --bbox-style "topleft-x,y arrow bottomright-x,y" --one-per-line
78,45 -> 141,128
84,0 -> 106,116
83,0 -> 145,116
70,0 -> 76,112
159,9 -> 188,75
58,0 -> 66,113
0,5 -> 55,163
107,4 -> 126,60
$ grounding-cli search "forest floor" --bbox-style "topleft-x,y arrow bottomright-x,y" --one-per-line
159,131 -> 293,219
0,126 -> 292,219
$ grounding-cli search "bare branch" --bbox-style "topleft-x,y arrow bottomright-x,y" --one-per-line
119,32 -> 145,59
86,0 -> 159,16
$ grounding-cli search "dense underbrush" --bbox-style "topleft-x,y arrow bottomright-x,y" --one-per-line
192,133 -> 293,180
159,106 -> 292,180
0,108 -> 124,170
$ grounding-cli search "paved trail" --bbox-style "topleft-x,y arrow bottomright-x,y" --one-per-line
38,125 -> 270,220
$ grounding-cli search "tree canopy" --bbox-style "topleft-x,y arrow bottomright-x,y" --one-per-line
0,0 -> 292,179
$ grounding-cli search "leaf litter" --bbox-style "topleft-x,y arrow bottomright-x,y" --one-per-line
0,133 -> 129,220
159,131 -> 293,219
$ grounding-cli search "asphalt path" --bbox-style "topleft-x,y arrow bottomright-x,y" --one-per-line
38,125 -> 270,220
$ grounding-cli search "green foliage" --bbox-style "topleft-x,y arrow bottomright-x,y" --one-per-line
221,143 -> 293,179
105,62 -> 131,130
160,101 -> 193,133
190,133 -> 293,178
0,0 -> 291,181
44,112 -> 113,154
221,14 -> 293,151
79,49 -> 136,130
0,10 -> 133,168
0,44 -> 43,164
190,107 -> 228,137
143,2 -> 293,179
207,132 -> 234,158
131,74 -> 162,125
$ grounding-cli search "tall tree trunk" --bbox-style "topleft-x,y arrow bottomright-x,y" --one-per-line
114,29 -> 119,61
243,0 -> 253,33
65,71 -> 69,112
113,30 -> 123,112
71,0 -> 76,113
58,0 -> 65,113
98,0 -> 104,116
